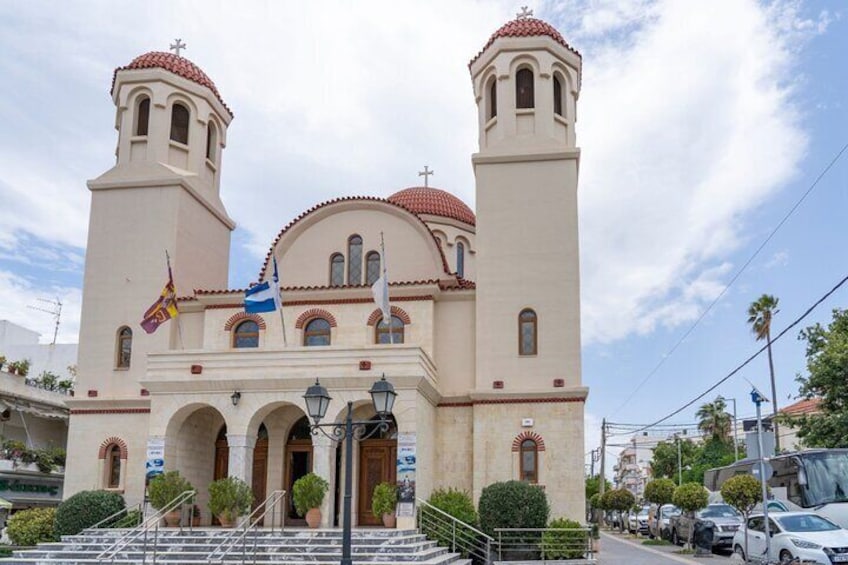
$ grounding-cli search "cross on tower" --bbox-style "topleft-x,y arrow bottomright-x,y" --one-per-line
418,165 -> 434,187
170,38 -> 187,57
516,6 -> 534,19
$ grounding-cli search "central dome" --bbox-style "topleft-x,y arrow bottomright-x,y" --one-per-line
388,187 -> 475,226
470,17 -> 581,66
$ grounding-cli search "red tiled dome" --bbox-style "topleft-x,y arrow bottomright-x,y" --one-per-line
388,187 -> 475,226
112,52 -> 231,115
470,17 -> 580,67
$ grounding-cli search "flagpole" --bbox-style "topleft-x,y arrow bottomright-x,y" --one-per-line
273,256 -> 288,347
166,250 -> 184,350
381,232 -> 393,345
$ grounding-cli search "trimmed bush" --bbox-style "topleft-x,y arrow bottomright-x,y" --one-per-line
428,488 -> 478,525
54,490 -> 125,536
542,518 -> 587,559
645,478 -> 676,505
478,481 -> 549,536
7,507 -> 58,546
421,488 -> 479,556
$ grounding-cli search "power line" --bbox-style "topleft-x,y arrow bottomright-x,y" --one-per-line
624,272 -> 848,436
611,141 -> 848,413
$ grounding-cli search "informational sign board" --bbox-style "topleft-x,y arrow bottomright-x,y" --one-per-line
396,432 -> 416,517
145,437 -> 165,481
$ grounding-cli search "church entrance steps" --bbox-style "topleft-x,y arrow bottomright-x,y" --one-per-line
3,528 -> 467,565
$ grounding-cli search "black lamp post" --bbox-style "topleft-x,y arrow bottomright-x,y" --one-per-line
303,374 -> 397,565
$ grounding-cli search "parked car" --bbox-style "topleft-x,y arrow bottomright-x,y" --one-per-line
649,503 -> 681,540
628,505 -> 651,536
733,511 -> 848,565
671,503 -> 743,549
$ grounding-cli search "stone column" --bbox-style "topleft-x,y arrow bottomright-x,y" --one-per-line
226,434 -> 256,486
311,434 -> 335,527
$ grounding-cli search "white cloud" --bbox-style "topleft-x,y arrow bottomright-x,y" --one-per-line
765,250 -> 790,269
0,270 -> 81,344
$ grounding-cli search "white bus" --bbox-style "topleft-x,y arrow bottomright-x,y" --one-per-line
704,449 -> 848,528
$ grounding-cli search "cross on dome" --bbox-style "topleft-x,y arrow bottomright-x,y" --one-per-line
516,6 -> 534,19
418,165 -> 434,187
169,38 -> 187,57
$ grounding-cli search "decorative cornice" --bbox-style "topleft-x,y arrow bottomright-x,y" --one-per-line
439,396 -> 585,407
71,408 -> 151,415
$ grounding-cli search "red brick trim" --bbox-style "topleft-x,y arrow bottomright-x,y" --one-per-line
512,431 -> 546,452
295,308 -> 338,329
438,397 -> 584,407
223,312 -> 267,331
71,408 -> 151,415
205,295 -> 436,311
367,306 -> 412,326
98,437 -> 129,459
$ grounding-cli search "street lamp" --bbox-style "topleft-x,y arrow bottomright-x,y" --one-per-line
303,374 -> 397,565
751,386 -> 772,562
716,395 -> 739,462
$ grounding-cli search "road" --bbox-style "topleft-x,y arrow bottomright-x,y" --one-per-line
599,531 -> 736,565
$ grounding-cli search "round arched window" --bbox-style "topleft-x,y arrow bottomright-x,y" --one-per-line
520,439 -> 538,483
233,320 -> 259,348
376,315 -> 405,344
304,318 -> 331,346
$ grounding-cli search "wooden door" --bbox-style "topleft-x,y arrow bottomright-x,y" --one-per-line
252,437 -> 268,512
358,440 -> 397,526
214,437 -> 229,480
284,443 -> 313,525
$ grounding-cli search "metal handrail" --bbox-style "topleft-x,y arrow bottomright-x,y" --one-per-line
208,489 -> 286,564
97,489 -> 195,563
495,527 -> 595,562
86,503 -> 141,530
417,498 -> 492,564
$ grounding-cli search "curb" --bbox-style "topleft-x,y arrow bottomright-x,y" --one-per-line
599,531 -> 702,564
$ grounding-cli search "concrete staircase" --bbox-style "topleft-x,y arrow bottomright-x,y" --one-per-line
2,528 -> 470,565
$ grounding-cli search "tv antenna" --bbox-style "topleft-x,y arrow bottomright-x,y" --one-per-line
27,297 -> 62,345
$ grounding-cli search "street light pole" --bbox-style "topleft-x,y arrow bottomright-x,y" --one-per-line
752,387 -> 772,563
304,375 -> 397,565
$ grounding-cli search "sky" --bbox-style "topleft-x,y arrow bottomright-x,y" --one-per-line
0,1 -> 846,478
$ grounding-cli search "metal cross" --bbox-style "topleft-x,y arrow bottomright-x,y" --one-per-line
169,38 -> 187,57
516,6 -> 534,19
418,165 -> 434,187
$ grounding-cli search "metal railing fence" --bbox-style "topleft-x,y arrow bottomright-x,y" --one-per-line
495,528 -> 595,562
207,489 -> 286,564
416,498 -> 493,564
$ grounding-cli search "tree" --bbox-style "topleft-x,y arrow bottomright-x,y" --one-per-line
696,398 -> 732,444
721,474 -> 764,562
585,474 -> 610,501
672,482 -> 709,548
650,438 -> 697,481
784,308 -> 848,447
644,478 -> 675,506
602,488 -> 635,532
748,294 -> 781,451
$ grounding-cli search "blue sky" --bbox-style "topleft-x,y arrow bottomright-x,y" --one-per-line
0,1 -> 845,469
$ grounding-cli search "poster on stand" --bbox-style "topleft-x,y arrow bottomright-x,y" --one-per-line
396,432 -> 416,517
145,438 -> 165,482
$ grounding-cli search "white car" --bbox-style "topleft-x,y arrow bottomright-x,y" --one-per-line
733,511 -> 848,565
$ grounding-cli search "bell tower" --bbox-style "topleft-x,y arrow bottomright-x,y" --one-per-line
469,13 -> 587,519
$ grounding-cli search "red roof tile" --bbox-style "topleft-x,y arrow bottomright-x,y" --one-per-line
112,51 -> 231,116
388,187 -> 476,226
470,17 -> 581,67
780,398 -> 822,416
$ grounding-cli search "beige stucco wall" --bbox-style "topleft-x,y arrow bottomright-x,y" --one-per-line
425,219 -> 476,281
432,295 -> 475,398
434,406 -> 474,493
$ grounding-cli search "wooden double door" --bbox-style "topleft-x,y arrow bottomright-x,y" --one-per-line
358,439 -> 397,526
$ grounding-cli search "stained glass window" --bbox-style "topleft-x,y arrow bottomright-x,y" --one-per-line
233,320 -> 259,348
520,439 -> 538,483
519,309 -> 537,355
117,327 -> 132,368
330,253 -> 344,286
348,235 -> 362,285
304,318 -> 331,346
365,251 -> 381,286
376,315 -> 405,344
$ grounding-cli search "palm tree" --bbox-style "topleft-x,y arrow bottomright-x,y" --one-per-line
747,294 -> 780,451
696,399 -> 732,443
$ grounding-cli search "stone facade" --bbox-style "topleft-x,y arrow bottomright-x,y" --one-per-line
65,15 -> 588,529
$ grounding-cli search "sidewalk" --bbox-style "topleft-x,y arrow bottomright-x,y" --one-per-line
599,529 -> 736,564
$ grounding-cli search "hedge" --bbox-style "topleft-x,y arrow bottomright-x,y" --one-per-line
478,481 -> 549,537
6,507 -> 58,546
54,490 -> 126,536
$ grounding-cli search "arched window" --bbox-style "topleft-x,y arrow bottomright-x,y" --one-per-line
170,103 -> 190,144
520,439 -> 538,483
519,309 -> 537,355
116,327 -> 132,368
136,97 -> 150,136
233,320 -> 259,348
516,68 -> 534,109
456,242 -> 465,278
553,75 -> 563,117
347,235 -> 363,285
365,251 -> 381,286
330,253 -> 345,286
488,77 -> 497,120
304,318 -> 331,346
206,121 -> 217,160
107,444 -> 122,488
376,315 -> 405,344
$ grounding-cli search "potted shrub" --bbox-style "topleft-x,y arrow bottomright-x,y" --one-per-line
148,471 -> 194,527
292,473 -> 329,528
208,476 -> 253,527
371,482 -> 398,527
7,361 -> 19,375
15,359 -> 30,377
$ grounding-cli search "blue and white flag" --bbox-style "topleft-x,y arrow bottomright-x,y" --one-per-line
245,281 -> 276,313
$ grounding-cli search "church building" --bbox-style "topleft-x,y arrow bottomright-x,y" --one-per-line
64,14 -> 587,528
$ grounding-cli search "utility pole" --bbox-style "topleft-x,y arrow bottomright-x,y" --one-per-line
598,419 -> 607,524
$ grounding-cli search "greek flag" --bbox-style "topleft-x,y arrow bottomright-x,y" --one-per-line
245,281 -> 276,313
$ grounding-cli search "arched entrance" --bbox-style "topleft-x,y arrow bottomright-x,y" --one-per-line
358,415 -> 397,526
285,416 -> 313,525
252,424 -> 269,512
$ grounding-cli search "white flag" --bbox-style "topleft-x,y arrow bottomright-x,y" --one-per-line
371,273 -> 390,325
